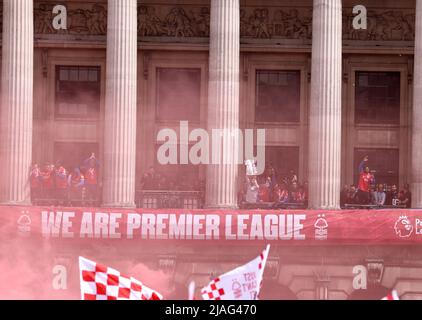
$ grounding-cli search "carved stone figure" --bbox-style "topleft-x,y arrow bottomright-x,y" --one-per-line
35,4 -> 55,34
86,4 -> 107,35
68,8 -> 89,34
191,7 -> 210,37
284,9 -> 309,39
138,5 -> 149,36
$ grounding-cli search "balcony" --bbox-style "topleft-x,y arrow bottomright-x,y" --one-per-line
136,190 -> 204,209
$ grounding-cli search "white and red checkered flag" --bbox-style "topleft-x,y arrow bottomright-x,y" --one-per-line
79,257 -> 163,300
381,290 -> 399,300
201,245 -> 270,300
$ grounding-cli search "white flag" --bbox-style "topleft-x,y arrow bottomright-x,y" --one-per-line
79,256 -> 163,300
201,245 -> 270,300
381,290 -> 399,300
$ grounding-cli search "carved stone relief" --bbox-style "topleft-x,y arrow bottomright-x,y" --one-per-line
343,8 -> 415,41
0,2 -> 414,44
138,5 -> 210,38
34,3 -> 107,36
240,7 -> 313,40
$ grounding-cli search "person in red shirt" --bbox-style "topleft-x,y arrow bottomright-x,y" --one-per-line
41,163 -> 55,203
290,182 -> 304,204
29,164 -> 42,204
272,183 -> 289,203
357,156 -> 375,205
82,153 -> 100,204
68,167 -> 85,205
258,179 -> 270,202
55,162 -> 68,205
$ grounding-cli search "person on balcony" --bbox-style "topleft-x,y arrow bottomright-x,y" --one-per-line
55,161 -> 68,206
400,184 -> 412,208
386,184 -> 400,206
141,166 -> 157,190
68,168 -> 85,205
82,153 -> 100,204
373,184 -> 386,206
289,181 -> 304,204
273,183 -> 289,204
340,185 -> 349,208
258,176 -> 271,202
347,185 -> 358,205
245,177 -> 259,204
41,163 -> 55,202
357,156 -> 375,205
29,164 -> 42,204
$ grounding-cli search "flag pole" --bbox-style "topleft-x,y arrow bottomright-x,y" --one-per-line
188,281 -> 196,300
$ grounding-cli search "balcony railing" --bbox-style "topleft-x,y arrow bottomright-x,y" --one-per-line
136,190 -> 204,209
239,202 -> 307,210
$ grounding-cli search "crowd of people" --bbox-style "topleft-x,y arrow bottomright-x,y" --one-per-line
32,153 -> 411,209
29,153 -> 100,206
240,166 -> 308,207
340,156 -> 412,208
341,183 -> 411,208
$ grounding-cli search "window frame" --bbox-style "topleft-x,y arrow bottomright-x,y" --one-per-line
54,65 -> 102,120
354,70 -> 401,126
254,69 -> 302,125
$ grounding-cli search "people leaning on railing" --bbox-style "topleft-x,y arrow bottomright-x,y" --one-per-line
341,183 -> 411,209
29,152 -> 101,207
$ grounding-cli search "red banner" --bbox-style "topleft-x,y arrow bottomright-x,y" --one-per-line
1,205 -> 421,299
2,206 -> 422,245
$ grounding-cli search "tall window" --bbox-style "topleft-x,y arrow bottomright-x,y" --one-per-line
156,68 -> 201,122
354,148 -> 399,187
355,71 -> 400,125
55,66 -> 101,119
255,70 -> 301,123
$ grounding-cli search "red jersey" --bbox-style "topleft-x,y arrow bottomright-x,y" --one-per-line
70,174 -> 84,188
273,187 -> 289,202
358,172 -> 373,192
259,184 -> 270,202
290,191 -> 304,202
41,169 -> 54,189
55,166 -> 68,189
85,168 -> 98,185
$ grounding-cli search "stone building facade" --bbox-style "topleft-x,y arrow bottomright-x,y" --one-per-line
2,0 -> 422,299
0,0 -> 415,209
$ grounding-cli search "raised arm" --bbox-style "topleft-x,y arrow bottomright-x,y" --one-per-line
358,156 -> 368,173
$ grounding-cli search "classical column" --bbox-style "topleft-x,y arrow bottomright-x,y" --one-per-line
102,0 -> 137,207
0,0 -> 34,204
205,0 -> 240,209
412,0 -> 422,208
308,0 -> 342,209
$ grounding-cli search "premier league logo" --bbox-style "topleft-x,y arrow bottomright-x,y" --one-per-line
394,215 -> 414,238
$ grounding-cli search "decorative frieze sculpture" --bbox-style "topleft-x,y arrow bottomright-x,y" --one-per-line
0,2 -> 413,43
